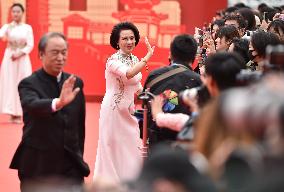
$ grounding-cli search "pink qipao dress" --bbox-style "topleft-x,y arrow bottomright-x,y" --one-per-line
94,51 -> 143,182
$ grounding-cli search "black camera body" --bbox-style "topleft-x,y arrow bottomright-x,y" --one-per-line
264,45 -> 284,71
236,69 -> 263,86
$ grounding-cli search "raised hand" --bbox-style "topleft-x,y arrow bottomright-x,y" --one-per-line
56,75 -> 80,109
144,37 -> 155,61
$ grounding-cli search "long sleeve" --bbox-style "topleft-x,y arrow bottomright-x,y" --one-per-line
21,25 -> 34,54
0,24 -> 8,38
156,112 -> 190,132
78,80 -> 86,154
19,79 -> 54,115
107,57 -> 128,77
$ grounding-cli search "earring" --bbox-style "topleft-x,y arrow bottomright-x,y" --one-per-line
117,45 -> 119,49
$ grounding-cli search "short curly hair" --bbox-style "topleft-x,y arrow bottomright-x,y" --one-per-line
268,19 -> 284,41
216,25 -> 240,42
110,22 -> 140,50
251,31 -> 280,58
224,14 -> 247,29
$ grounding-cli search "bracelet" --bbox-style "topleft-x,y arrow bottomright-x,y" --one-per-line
141,58 -> 148,64
141,58 -> 149,71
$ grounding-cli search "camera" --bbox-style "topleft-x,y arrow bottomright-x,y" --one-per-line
237,45 -> 284,86
236,69 -> 263,86
264,45 -> 284,72
178,85 -> 211,108
243,30 -> 255,41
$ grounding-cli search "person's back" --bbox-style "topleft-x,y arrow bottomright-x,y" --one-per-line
144,34 -> 201,146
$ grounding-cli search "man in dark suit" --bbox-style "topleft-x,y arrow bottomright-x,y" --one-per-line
144,34 -> 202,146
10,32 -> 90,191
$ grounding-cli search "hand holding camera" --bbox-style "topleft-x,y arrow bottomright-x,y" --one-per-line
273,13 -> 284,21
179,89 -> 199,113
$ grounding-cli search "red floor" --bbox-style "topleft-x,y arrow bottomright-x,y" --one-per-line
0,102 -> 100,192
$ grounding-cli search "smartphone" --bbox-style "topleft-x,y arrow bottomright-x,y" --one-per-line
198,29 -> 204,36
198,29 -> 204,47
263,12 -> 268,22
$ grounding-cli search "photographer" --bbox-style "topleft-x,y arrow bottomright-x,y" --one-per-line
224,14 -> 247,37
267,19 -> 284,42
228,38 -> 250,63
203,52 -> 246,97
248,31 -> 281,71
205,25 -> 240,55
144,34 -> 201,146
150,52 -> 245,142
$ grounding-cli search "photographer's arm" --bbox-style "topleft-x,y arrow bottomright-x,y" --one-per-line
151,96 -> 190,132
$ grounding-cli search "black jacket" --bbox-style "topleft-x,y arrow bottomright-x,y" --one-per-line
144,64 -> 201,145
10,69 -> 90,178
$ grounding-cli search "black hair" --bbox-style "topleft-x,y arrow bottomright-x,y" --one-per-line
225,6 -> 239,14
268,19 -> 284,42
260,7 -> 279,22
170,34 -> 197,65
234,2 -> 247,8
38,32 -> 67,57
251,31 -> 281,58
216,25 -> 240,42
137,144 -> 218,192
224,14 -> 247,29
211,19 -> 225,31
110,21 -> 140,50
11,3 -> 25,12
258,3 -> 268,12
237,8 -> 256,30
231,38 -> 250,63
273,6 -> 282,12
205,52 -> 245,91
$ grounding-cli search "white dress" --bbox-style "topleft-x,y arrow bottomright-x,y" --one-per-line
0,22 -> 34,116
94,51 -> 143,183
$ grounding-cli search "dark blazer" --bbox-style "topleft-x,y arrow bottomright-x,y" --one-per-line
10,69 -> 90,178
144,64 -> 202,145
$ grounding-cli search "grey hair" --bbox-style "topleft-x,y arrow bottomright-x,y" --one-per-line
38,32 -> 68,57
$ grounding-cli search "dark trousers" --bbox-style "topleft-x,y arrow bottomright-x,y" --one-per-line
19,150 -> 84,192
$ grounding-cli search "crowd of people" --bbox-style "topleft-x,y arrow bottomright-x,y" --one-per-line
1,2 -> 284,192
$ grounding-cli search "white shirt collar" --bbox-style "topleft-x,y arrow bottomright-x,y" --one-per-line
57,72 -> 62,83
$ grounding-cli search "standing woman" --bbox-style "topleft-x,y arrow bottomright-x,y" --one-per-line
94,22 -> 154,183
0,3 -> 34,123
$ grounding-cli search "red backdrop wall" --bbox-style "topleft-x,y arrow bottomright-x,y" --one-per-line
0,0 -> 227,100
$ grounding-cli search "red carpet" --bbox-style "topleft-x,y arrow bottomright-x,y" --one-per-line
0,102 -> 100,192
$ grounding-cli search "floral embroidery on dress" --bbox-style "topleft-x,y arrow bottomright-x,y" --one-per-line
112,77 -> 124,110
110,51 -> 139,110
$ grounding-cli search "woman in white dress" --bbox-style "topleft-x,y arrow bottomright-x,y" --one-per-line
0,3 -> 34,123
94,22 -> 154,183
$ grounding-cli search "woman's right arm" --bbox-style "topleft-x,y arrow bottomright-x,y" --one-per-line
126,37 -> 155,79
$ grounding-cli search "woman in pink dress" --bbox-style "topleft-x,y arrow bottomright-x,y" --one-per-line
94,22 -> 154,183
0,3 -> 34,123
